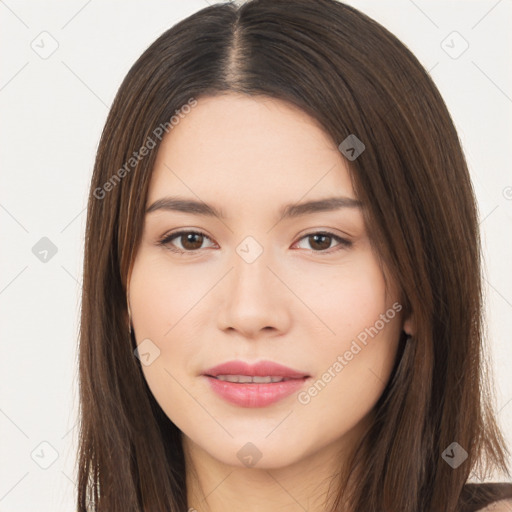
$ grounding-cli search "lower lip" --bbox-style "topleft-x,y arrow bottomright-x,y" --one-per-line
203,376 -> 309,408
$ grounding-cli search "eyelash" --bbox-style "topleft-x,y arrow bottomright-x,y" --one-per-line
156,229 -> 352,255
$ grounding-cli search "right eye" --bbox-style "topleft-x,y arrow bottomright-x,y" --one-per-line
157,229 -> 216,254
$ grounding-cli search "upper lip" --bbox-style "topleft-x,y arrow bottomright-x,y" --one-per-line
203,360 -> 309,379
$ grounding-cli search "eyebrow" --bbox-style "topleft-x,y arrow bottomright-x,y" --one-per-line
145,195 -> 362,220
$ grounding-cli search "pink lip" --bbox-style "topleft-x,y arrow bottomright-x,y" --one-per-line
201,360 -> 310,408
202,360 -> 309,379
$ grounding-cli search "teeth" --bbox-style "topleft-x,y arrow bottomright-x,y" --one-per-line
214,375 -> 291,383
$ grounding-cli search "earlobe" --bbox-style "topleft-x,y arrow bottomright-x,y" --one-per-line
403,315 -> 415,337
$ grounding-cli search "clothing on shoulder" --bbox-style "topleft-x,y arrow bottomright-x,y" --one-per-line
459,483 -> 512,511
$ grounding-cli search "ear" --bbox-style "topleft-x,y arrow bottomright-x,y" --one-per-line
403,314 -> 415,337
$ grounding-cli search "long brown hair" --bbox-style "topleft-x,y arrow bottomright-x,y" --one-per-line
77,1 -> 510,510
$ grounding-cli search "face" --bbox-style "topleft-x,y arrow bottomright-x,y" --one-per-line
128,93 -> 405,470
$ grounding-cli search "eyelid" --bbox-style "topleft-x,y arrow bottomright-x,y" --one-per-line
158,229 -> 217,253
157,228 -> 352,255
292,230 -> 353,254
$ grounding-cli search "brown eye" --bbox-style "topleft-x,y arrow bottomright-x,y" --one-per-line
158,230 -> 215,253
179,232 -> 204,251
295,231 -> 352,253
308,233 -> 333,251
158,229 -> 351,255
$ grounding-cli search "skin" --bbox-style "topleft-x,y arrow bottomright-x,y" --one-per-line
127,93 -> 414,512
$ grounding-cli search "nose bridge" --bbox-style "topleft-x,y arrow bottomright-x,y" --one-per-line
217,233 -> 289,335
235,234 -> 267,268
231,234 -> 272,295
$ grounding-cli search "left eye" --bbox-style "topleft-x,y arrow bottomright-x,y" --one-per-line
295,232 -> 352,252
158,230 -> 216,253
158,230 -> 352,254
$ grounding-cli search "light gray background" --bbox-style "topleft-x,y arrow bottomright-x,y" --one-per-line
1,0 -> 511,510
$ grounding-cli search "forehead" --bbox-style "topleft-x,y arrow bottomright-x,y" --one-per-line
147,93 -> 356,211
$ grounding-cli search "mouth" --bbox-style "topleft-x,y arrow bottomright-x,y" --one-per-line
201,360 -> 310,407
205,374 -> 303,384
201,361 -> 311,408
202,359 -> 310,380
202,374 -> 310,407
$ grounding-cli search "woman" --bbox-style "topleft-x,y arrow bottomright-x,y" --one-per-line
77,0 -> 512,510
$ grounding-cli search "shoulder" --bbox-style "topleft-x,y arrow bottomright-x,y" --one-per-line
476,498 -> 512,511
460,482 -> 512,512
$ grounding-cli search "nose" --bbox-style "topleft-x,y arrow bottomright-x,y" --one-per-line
216,242 -> 292,339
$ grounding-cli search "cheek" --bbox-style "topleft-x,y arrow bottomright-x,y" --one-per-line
129,253 -> 208,338
293,249 -> 395,341
128,254 -> 209,428
294,251 -> 402,426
